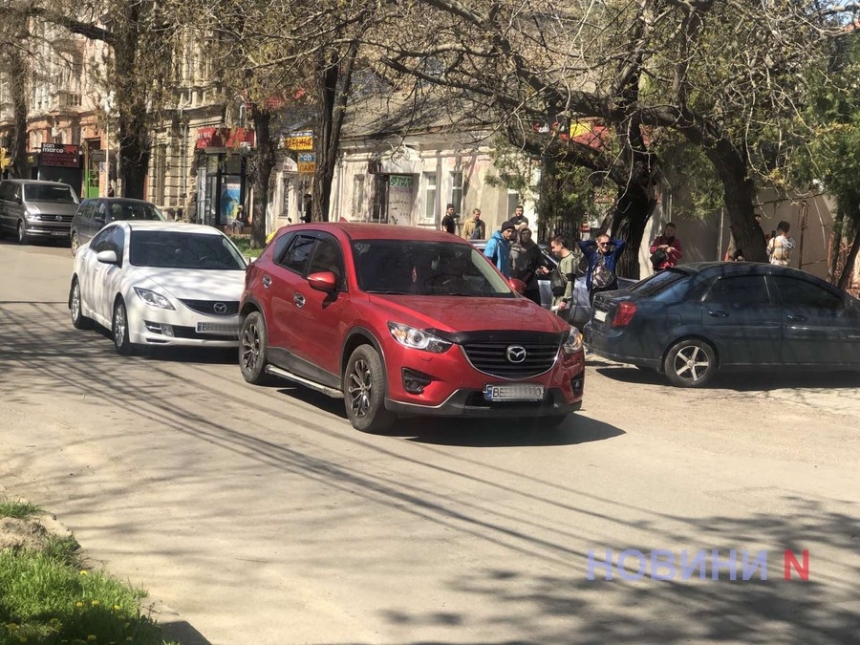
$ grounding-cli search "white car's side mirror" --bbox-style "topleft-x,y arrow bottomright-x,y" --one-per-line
96,250 -> 118,264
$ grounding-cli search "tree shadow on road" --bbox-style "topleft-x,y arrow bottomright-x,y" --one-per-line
383,500 -> 860,644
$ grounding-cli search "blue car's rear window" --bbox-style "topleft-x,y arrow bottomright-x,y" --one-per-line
630,269 -> 688,297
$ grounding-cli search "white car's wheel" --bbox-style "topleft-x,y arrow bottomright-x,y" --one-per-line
112,299 -> 135,356
69,278 -> 93,330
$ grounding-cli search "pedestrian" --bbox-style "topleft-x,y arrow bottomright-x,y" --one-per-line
302,194 -> 313,223
511,227 -> 550,305
550,235 -> 578,320
461,208 -> 486,240
441,203 -> 458,235
649,223 -> 683,270
510,204 -> 529,231
767,220 -> 795,266
732,248 -> 745,262
579,234 -> 625,303
484,220 -> 516,278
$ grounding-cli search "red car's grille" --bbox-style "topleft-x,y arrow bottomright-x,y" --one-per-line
462,342 -> 559,379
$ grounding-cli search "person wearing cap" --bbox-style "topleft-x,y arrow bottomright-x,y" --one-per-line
441,203 -> 458,235
484,220 -> 516,278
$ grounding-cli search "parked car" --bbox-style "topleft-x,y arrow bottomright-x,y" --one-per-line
239,223 -> 585,432
69,221 -> 247,355
70,198 -> 165,255
584,262 -> 860,387
0,179 -> 80,244
470,239 -> 635,328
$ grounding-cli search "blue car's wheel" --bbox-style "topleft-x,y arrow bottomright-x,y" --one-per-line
664,339 -> 716,388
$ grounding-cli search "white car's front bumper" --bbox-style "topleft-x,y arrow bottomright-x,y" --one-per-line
126,296 -> 240,347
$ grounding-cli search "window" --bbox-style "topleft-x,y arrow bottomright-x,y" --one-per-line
450,171 -> 463,215
108,226 -> 126,266
424,172 -> 437,221
80,201 -> 96,221
280,235 -> 316,275
24,184 -> 77,204
308,237 -> 345,289
90,227 -> 112,252
371,175 -> 387,222
705,276 -> 770,308
153,145 -> 167,206
507,192 -> 519,219
773,277 -> 844,311
352,175 -> 365,219
129,231 -> 245,270
272,232 -> 295,264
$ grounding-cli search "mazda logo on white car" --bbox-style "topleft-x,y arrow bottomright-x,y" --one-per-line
213,302 -> 228,314
506,345 -> 527,363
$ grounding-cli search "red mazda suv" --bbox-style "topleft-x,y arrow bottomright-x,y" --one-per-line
238,223 -> 585,432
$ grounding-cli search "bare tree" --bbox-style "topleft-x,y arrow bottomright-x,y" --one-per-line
377,0 -> 860,274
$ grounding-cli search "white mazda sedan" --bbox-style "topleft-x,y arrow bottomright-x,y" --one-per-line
69,221 -> 248,355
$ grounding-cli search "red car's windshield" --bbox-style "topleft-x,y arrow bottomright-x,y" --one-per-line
352,240 -> 514,297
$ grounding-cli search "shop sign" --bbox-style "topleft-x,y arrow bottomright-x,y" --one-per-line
196,127 -> 256,150
40,143 -> 80,168
284,131 -> 314,151
297,152 -> 316,174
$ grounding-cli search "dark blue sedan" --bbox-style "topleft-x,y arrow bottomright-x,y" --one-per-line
584,262 -> 860,387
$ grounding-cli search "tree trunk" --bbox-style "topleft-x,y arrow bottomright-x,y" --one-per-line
610,184 -> 653,280
705,140 -> 766,263
827,210 -> 845,285
313,41 -> 359,222
838,225 -> 860,291
249,107 -> 276,249
118,126 -> 148,199
8,47 -> 29,180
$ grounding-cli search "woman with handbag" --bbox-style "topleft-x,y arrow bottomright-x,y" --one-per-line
511,228 -> 549,305
650,223 -> 683,270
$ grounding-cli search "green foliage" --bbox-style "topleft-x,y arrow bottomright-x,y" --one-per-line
0,551 -> 168,645
790,34 -> 860,225
651,130 -> 723,220
0,501 -> 41,521
486,136 -> 601,230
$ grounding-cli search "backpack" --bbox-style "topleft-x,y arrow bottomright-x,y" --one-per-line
591,254 -> 617,289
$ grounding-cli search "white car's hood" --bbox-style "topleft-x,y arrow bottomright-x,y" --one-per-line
136,268 -> 246,301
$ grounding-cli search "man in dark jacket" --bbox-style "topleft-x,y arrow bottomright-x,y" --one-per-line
441,203 -> 458,235
511,227 -> 549,305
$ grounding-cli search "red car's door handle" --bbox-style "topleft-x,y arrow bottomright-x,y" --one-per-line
262,275 -> 272,289
294,293 -> 305,308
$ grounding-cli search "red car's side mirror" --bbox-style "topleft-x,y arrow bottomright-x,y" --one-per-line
307,271 -> 338,292
508,278 -> 526,294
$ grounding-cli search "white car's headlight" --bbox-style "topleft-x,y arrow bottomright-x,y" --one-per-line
562,326 -> 583,355
134,287 -> 175,310
388,322 -> 452,354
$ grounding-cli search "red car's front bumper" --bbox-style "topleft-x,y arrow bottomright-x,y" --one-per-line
381,340 -> 584,418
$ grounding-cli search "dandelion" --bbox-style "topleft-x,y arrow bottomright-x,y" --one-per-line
113,605 -> 121,611
6,623 -> 18,630
91,600 -> 100,606
80,570 -> 88,576
76,602 -> 84,608
88,636 -> 97,641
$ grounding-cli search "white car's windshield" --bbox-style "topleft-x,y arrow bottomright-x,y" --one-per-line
353,240 -> 514,297
129,231 -> 246,270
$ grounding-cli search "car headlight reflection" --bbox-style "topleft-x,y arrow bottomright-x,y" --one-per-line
388,322 -> 452,354
134,287 -> 175,310
562,326 -> 583,355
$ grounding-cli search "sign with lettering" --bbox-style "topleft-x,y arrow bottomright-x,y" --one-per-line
40,143 -> 80,168
284,131 -> 314,151
297,152 -> 316,174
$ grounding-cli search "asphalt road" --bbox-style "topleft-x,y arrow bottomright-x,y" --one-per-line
1,239 -> 859,645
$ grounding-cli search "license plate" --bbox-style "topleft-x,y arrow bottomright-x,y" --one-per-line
52,231 -> 68,236
196,322 -> 239,335
483,384 -> 545,402
594,310 -> 607,322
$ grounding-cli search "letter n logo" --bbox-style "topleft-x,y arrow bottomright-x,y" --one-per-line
783,550 -> 809,581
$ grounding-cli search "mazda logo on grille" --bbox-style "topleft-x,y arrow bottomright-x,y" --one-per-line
213,302 -> 228,314
506,345 -> 527,363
